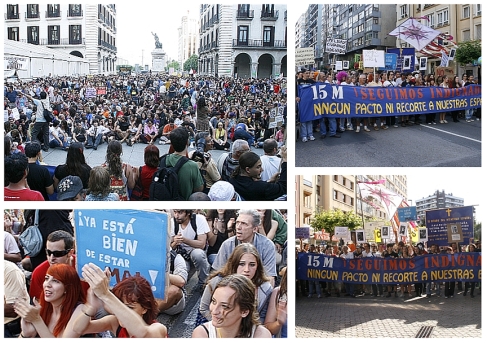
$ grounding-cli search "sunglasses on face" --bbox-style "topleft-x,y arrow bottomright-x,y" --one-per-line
46,249 -> 70,257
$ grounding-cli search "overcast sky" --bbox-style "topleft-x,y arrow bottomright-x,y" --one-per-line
116,4 -> 199,65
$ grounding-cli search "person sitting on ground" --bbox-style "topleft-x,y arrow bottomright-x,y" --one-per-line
14,264 -> 86,338
4,153 -> 45,201
229,148 -> 287,201
212,121 -> 230,151
24,141 -> 54,200
48,119 -> 68,150
170,210 -> 210,290
156,248 -> 188,316
188,192 -> 211,201
259,139 -> 281,182
84,166 -> 120,201
53,142 -> 92,190
188,132 -> 221,192
133,144 -> 160,201
264,266 -> 287,338
57,175 -> 86,201
220,139 -> 250,182
73,263 -> 168,338
192,274 -> 272,338
163,127 -> 204,200
212,209 -> 277,286
199,243 -> 273,324
102,140 -> 136,201
207,181 -> 242,201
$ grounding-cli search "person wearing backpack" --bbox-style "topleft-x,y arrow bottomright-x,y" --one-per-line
150,127 -> 203,200
170,210 -> 210,291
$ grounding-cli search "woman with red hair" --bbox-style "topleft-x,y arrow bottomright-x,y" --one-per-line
73,263 -> 167,338
14,264 -> 86,338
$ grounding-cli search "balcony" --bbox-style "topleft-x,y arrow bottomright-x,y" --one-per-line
30,38 -> 86,46
261,10 -> 279,20
5,12 -> 20,20
98,40 -> 118,52
25,11 -> 40,19
67,9 -> 83,18
236,10 -> 254,19
232,39 -> 286,48
46,11 -> 61,19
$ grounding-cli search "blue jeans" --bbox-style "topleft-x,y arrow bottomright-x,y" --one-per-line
465,109 -> 474,120
49,138 -> 68,149
233,129 -> 254,146
320,118 -> 337,136
344,282 -> 355,296
300,121 -> 313,138
308,280 -> 322,296
426,282 -> 441,295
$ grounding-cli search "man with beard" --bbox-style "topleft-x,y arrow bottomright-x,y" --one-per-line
170,210 -> 210,290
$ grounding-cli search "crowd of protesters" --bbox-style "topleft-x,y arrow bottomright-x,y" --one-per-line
4,209 -> 288,338
296,68 -> 481,141
4,72 -> 287,201
296,239 -> 481,299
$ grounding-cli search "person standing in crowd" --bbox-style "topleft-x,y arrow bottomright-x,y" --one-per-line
21,90 -> 51,151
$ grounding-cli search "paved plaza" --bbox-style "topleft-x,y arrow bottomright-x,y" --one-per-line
296,288 -> 481,338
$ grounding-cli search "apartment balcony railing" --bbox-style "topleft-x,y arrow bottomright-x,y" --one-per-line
99,40 -> 118,52
5,12 -> 20,20
67,9 -> 83,17
236,10 -> 254,19
232,39 -> 286,48
46,11 -> 61,18
27,38 -> 86,46
261,10 -> 279,20
25,11 -> 40,19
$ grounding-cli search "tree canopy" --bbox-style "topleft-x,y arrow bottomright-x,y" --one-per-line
455,40 -> 481,65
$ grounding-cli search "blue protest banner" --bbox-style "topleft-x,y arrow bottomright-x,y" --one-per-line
298,83 -> 481,122
74,210 -> 169,299
425,206 -> 474,247
397,207 -> 417,222
296,252 -> 481,284
296,227 -> 311,239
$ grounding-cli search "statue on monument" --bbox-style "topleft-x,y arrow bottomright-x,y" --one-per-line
151,32 -> 162,49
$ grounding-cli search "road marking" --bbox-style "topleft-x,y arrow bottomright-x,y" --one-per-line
420,124 -> 481,143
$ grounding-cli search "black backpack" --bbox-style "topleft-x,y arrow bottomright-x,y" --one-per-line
149,154 -> 189,201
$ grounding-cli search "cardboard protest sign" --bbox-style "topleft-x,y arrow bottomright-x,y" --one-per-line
75,210 -> 169,299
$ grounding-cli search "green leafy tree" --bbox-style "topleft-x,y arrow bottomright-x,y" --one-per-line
455,40 -> 481,65
310,208 -> 362,236
166,60 -> 180,71
183,54 -> 199,72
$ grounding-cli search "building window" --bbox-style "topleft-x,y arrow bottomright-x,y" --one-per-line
261,4 -> 275,18
27,4 -> 40,18
462,6 -> 470,19
475,4 -> 481,16
237,4 -> 250,17
463,30 -> 470,41
333,190 -> 338,200
437,8 -> 449,26
69,25 -> 82,44
47,4 -> 61,18
237,26 -> 248,45
27,26 -> 39,44
7,4 -> 19,19
7,27 -> 19,41
400,5 -> 407,18
69,4 -> 82,17
48,25 -> 60,44
475,24 -> 481,39
263,26 -> 274,46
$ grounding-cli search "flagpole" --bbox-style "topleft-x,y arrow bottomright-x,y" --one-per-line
356,177 -> 366,233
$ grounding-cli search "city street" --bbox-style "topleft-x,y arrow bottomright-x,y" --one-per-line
295,288 -> 481,338
296,118 -> 481,167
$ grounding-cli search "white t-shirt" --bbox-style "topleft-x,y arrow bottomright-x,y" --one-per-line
170,214 -> 210,253
260,155 -> 281,182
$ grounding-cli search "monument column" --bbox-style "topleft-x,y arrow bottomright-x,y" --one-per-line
151,32 -> 166,72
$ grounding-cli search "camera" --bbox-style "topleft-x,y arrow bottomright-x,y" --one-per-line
191,136 -> 210,163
